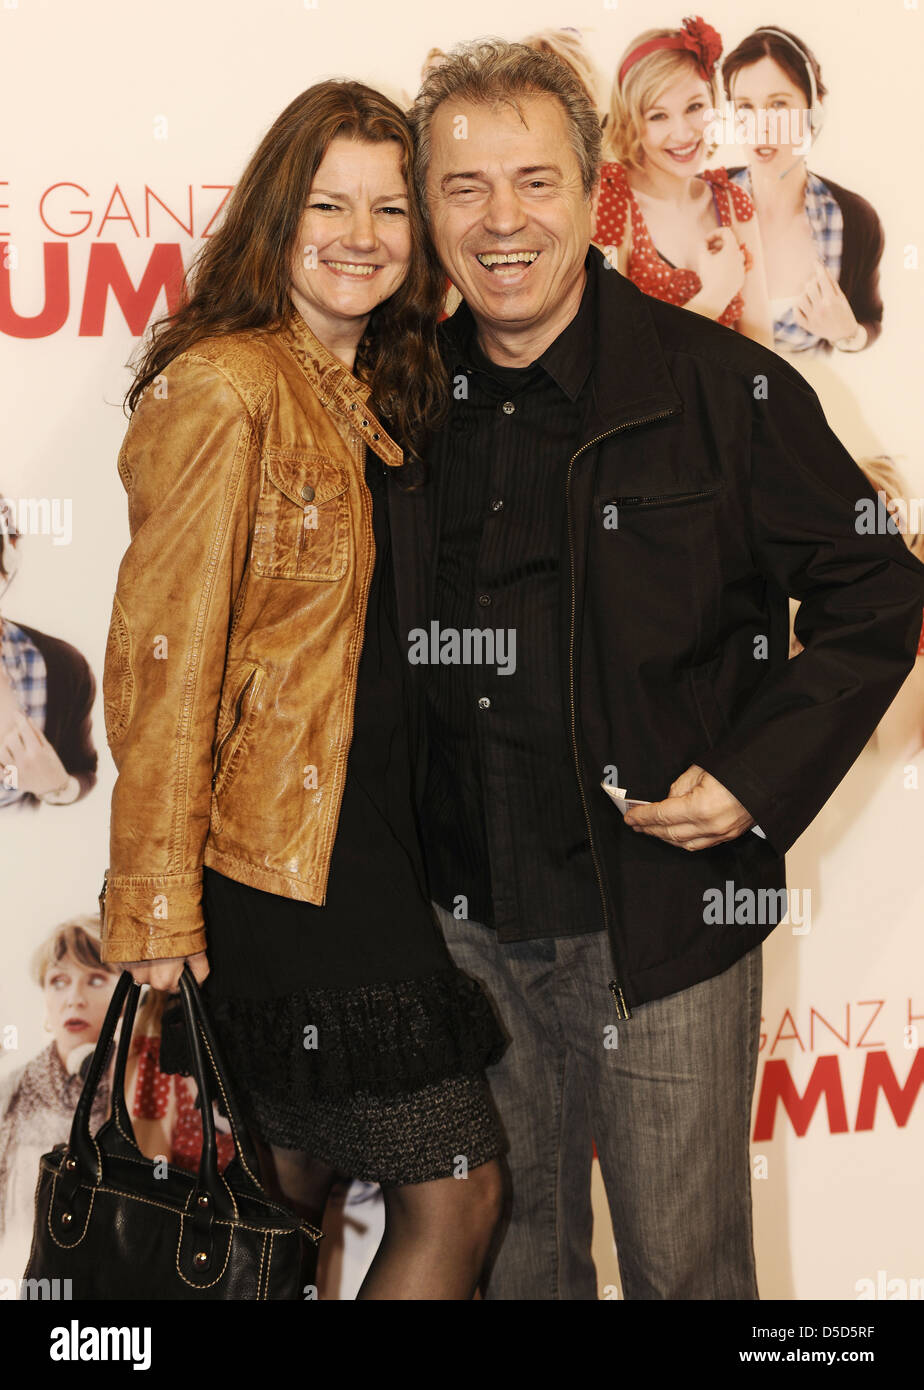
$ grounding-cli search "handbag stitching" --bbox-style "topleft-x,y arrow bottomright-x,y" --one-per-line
175,1211 -> 233,1289
194,1018 -> 260,1197
41,1168 -> 302,1233
46,1172 -> 95,1249
263,1233 -> 274,1301
257,1232 -> 268,1300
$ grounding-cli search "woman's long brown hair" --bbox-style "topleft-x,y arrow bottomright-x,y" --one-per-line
125,81 -> 448,468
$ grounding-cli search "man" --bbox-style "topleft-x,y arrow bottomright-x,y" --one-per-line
388,39 -> 924,1299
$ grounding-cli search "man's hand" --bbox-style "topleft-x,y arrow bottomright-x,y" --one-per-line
623,764 -> 755,850
115,951 -> 210,991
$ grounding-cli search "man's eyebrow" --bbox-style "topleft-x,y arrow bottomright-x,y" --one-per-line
440,164 -> 563,188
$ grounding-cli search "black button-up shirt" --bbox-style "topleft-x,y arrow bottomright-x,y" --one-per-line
421,254 -> 606,940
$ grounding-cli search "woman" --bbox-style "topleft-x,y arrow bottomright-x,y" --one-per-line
593,17 -> 772,346
101,80 -> 506,1300
723,27 -> 884,353
0,499 -> 97,809
0,920 -> 118,1252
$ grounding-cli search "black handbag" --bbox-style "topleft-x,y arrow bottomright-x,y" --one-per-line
23,964 -> 322,1299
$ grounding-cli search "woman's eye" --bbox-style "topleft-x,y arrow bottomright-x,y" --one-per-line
377,206 -> 407,216
309,202 -> 341,212
687,101 -> 704,113
89,972 -> 109,987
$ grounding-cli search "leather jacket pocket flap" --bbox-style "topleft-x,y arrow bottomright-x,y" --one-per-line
265,449 -> 348,508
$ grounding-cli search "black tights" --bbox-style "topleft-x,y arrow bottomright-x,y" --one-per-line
255,1139 -> 505,1300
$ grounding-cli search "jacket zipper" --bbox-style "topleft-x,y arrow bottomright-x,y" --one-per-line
212,668 -> 258,789
566,407 -> 679,1020
610,487 -> 716,508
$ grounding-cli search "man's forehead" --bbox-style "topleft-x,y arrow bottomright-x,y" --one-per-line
430,91 -> 568,137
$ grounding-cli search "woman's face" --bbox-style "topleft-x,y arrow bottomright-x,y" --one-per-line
730,55 -> 813,168
638,72 -> 712,178
289,136 -> 412,349
43,955 -> 118,1062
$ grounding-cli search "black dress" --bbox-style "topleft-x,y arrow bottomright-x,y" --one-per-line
162,448 -> 507,1186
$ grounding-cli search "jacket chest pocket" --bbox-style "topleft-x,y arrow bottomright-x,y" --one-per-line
252,447 -> 349,581
600,485 -> 720,517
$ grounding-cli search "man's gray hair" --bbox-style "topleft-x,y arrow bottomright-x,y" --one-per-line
409,37 -> 603,220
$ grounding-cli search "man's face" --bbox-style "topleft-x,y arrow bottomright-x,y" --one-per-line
425,94 -> 599,338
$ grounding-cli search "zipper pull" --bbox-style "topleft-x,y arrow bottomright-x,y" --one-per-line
98,868 -> 109,923
609,980 -> 632,1020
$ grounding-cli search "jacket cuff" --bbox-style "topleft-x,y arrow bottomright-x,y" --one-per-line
100,871 -> 207,962
693,748 -> 791,857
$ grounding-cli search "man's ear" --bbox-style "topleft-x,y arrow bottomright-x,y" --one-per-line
588,174 -> 602,236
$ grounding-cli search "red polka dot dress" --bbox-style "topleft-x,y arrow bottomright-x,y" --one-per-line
594,162 -> 755,328
131,1033 -> 235,1174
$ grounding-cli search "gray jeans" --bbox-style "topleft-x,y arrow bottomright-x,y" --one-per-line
434,902 -> 762,1300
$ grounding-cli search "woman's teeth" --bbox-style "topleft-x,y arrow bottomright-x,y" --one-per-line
666,141 -> 699,160
324,261 -> 378,276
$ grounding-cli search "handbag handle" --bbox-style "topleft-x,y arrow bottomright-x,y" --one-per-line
59,964 -> 266,1223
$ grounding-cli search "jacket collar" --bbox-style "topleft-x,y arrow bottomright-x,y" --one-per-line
439,243 -> 683,445
279,305 -> 403,469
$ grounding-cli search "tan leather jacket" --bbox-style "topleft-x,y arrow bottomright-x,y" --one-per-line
100,309 -> 401,963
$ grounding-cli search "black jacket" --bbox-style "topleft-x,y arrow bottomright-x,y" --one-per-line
388,245 -> 924,1013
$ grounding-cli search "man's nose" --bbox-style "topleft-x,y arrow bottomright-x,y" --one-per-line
483,184 -> 527,237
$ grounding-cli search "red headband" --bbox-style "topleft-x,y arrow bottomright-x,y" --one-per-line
618,15 -> 723,88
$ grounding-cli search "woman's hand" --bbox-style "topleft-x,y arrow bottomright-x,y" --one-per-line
0,709 -> 71,796
793,262 -> 858,344
693,227 -> 747,318
115,951 -> 210,992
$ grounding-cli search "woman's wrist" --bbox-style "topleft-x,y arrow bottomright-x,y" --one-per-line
833,322 -> 867,352
38,773 -> 80,804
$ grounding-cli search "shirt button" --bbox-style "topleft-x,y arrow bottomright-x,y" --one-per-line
301,484 -> 315,502
501,400 -> 515,415
490,497 -> 505,512
478,696 -> 491,710
478,593 -> 492,606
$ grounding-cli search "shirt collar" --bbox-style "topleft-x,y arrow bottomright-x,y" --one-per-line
440,247 -> 597,403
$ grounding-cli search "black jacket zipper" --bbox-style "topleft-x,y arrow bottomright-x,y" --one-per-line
566,407 -> 679,1020
610,487 -> 717,508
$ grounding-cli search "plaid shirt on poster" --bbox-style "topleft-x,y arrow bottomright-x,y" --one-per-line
0,618 -> 47,807
729,167 -> 844,352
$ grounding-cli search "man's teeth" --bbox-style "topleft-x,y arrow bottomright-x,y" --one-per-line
476,251 -> 540,267
325,261 -> 377,275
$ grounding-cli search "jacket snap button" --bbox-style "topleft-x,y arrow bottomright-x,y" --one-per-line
361,419 -> 369,427
372,432 -> 380,441
301,484 -> 315,502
